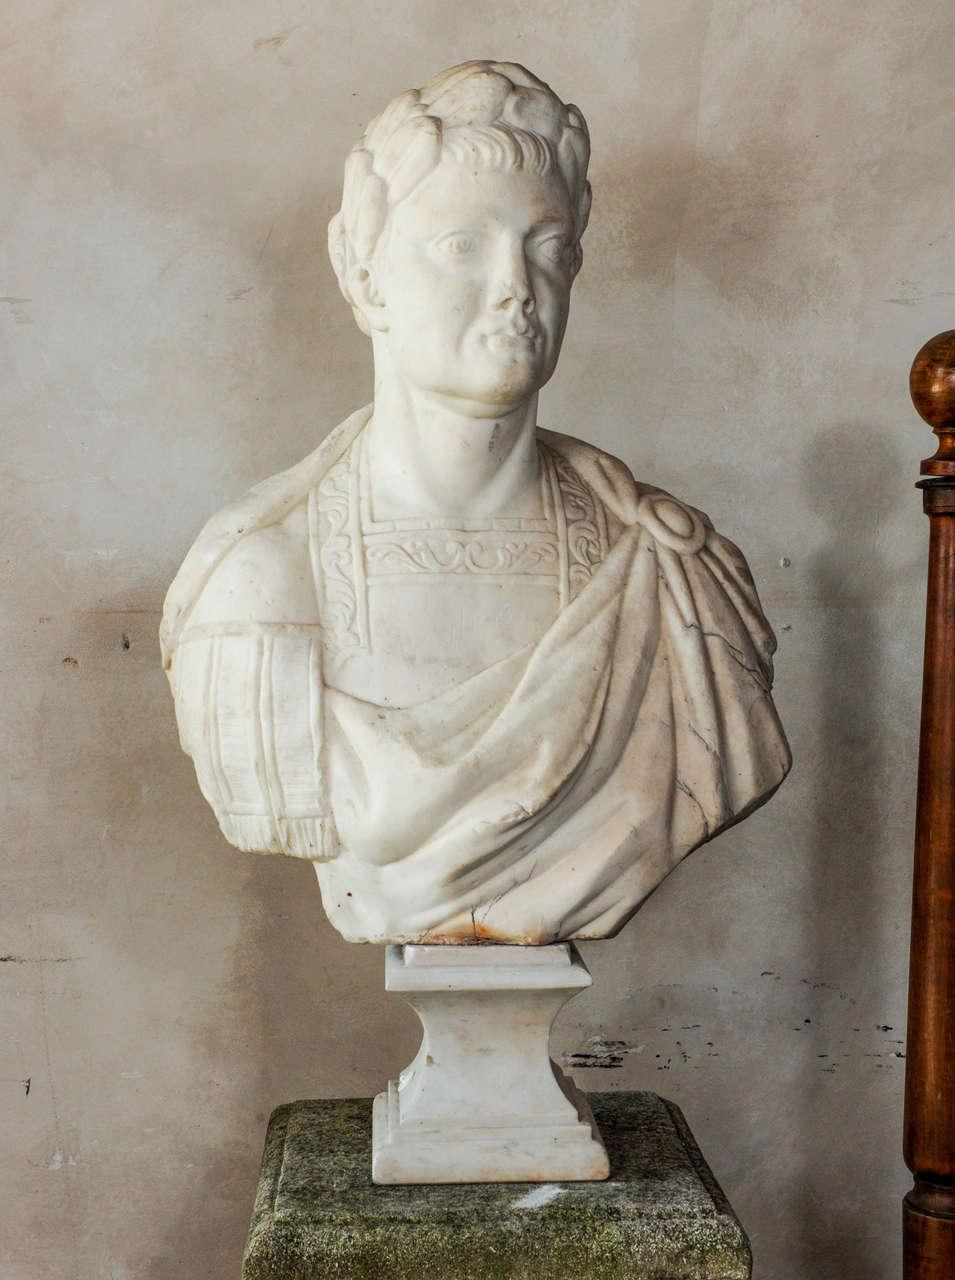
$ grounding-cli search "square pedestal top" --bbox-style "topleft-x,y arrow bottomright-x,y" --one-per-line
243,1092 -> 751,1279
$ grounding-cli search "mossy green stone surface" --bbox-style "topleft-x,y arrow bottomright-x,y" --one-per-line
242,1092 -> 751,1280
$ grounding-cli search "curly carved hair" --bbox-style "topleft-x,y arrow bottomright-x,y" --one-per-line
328,60 -> 592,335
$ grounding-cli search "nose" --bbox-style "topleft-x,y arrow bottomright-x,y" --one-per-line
491,239 -> 536,324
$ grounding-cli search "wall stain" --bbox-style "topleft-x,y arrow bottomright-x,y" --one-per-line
562,1037 -> 642,1070
253,26 -> 299,51
565,976 -> 905,1082
1,296 -> 32,324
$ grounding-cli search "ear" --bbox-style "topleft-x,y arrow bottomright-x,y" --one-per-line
347,262 -> 389,333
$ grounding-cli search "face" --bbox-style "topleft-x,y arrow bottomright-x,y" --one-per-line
368,150 -> 578,412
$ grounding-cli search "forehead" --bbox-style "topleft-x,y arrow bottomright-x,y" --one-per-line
393,149 -> 574,234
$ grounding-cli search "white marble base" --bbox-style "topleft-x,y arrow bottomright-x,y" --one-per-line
372,943 -> 610,1184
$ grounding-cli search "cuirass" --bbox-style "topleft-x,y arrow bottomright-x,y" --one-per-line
314,435 -> 611,705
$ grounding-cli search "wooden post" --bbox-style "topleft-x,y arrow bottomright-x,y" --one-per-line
904,329 -> 955,1279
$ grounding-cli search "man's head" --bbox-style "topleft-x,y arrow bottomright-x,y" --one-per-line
328,61 -> 592,410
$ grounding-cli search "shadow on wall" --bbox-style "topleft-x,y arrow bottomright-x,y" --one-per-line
139,850 -> 418,1278
250,172 -> 374,437
796,420 -> 907,1277
589,140 -> 816,299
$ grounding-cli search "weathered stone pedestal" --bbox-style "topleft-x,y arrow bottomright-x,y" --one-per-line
242,1092 -> 753,1279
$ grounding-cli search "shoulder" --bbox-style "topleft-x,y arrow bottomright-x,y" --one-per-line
161,405 -> 372,665
186,501 -> 319,628
538,428 -> 714,552
538,428 -> 645,520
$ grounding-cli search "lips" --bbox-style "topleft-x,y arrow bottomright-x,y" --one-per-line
484,329 -> 539,351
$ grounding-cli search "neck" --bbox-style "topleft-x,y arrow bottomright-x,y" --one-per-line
365,374 -> 541,520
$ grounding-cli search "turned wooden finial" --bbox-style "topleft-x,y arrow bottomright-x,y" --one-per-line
911,329 -> 955,475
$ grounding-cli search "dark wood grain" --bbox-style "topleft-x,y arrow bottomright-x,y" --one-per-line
904,331 -> 955,1279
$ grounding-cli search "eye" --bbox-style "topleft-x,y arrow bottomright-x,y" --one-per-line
435,232 -> 478,257
535,235 -> 568,264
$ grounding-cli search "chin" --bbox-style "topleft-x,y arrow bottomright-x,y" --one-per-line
467,384 -> 540,410
469,360 -> 544,405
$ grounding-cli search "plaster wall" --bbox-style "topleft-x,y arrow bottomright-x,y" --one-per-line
3,2 -> 953,1276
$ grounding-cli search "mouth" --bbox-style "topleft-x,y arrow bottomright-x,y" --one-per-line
484,330 -> 539,352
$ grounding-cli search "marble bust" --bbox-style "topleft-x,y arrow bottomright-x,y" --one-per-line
160,61 -> 791,948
